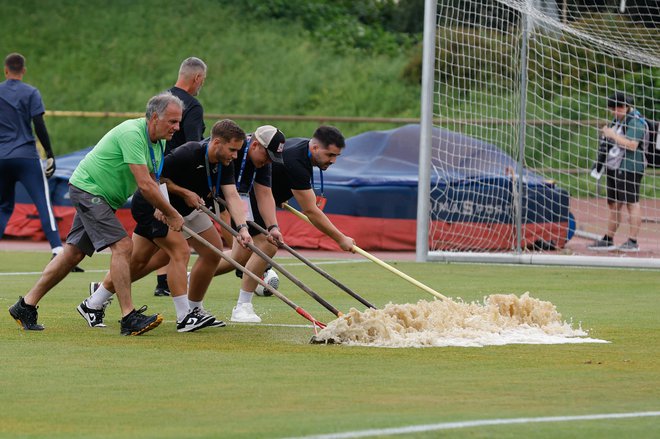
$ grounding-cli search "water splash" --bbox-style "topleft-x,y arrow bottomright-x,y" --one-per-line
314,292 -> 608,347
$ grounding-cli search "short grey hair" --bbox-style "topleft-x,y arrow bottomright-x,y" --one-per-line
178,57 -> 207,79
145,92 -> 184,119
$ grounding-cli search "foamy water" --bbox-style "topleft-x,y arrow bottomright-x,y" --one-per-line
314,292 -> 609,347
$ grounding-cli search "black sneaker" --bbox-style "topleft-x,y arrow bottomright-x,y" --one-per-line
153,285 -> 171,297
197,308 -> 226,328
587,239 -> 616,251
76,299 -> 106,328
208,319 -> 227,328
176,307 -> 215,333
120,306 -> 163,336
618,239 -> 640,252
235,264 -> 271,280
8,296 -> 44,331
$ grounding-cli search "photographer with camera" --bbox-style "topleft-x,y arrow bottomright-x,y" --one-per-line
588,92 -> 649,252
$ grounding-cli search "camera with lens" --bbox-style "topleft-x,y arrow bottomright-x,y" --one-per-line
591,136 -> 614,179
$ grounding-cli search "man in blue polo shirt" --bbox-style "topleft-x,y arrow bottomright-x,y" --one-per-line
0,53 -> 83,271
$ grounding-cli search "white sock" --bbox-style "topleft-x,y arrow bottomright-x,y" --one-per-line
173,295 -> 190,322
237,289 -> 254,305
87,286 -> 113,310
188,299 -> 203,310
51,246 -> 63,255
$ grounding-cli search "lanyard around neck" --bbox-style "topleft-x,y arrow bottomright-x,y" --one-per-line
204,142 -> 222,197
145,123 -> 164,182
308,148 -> 323,196
236,138 -> 257,193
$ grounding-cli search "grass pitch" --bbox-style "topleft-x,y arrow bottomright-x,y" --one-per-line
0,250 -> 658,438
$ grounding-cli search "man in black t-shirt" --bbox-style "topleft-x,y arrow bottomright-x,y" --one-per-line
227,125 -> 355,323
212,125 -> 286,323
165,57 -> 207,155
82,120 -> 252,332
154,57 -> 209,297
272,126 -> 354,251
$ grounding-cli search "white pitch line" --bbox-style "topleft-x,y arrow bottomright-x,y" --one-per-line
280,259 -> 370,267
0,269 -> 109,276
0,259 -> 368,277
223,322 -> 315,329
282,411 -> 660,439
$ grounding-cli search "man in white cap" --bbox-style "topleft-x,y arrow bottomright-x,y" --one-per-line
218,125 -> 356,324
213,125 -> 286,322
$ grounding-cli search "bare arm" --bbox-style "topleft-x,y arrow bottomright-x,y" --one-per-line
162,177 -> 203,209
129,164 -> 183,230
292,188 -> 355,252
601,126 -> 641,151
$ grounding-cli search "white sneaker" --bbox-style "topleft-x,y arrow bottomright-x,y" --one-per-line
231,303 -> 261,323
590,168 -> 603,180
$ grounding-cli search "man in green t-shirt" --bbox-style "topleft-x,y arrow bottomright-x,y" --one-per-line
589,92 -> 649,253
9,92 -> 185,335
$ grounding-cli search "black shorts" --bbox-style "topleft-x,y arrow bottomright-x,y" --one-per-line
606,169 -> 643,204
131,192 -> 169,240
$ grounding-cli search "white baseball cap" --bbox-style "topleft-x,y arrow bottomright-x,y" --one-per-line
253,125 -> 285,164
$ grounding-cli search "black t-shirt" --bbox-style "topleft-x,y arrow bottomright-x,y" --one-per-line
133,140 -> 234,217
233,136 -> 272,194
271,138 -> 314,205
165,86 -> 205,155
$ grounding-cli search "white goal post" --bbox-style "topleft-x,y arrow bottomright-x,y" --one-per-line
417,0 -> 660,268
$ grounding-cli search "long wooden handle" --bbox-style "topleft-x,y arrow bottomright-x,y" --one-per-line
183,224 -> 326,328
202,204 -> 342,317
282,203 -> 449,302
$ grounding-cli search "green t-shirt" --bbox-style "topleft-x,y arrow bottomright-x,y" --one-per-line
619,112 -> 647,174
69,118 -> 164,209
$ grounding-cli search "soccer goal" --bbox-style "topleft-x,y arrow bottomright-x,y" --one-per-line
417,0 -> 660,268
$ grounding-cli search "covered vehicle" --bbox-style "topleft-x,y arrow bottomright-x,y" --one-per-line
281,124 -> 570,251
6,125 -> 570,251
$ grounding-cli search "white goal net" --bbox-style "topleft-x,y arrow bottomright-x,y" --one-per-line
417,0 -> 660,268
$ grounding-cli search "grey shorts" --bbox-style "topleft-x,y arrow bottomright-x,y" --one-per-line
182,209 -> 214,239
65,185 -> 128,256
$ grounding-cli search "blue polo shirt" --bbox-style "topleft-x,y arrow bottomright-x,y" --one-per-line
0,79 -> 45,160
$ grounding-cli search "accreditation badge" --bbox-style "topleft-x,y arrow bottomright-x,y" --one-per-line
239,193 -> 254,221
315,195 -> 327,211
159,183 -> 170,202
